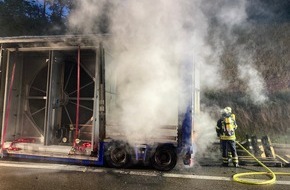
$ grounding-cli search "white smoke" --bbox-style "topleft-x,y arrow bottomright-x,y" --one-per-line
69,0 -> 108,34
215,0 -> 248,29
194,112 -> 217,152
107,1 -> 185,142
209,0 -> 268,104
68,0 -> 221,145
67,0 -> 269,161
237,49 -> 268,104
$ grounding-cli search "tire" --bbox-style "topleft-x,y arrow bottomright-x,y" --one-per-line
105,141 -> 132,168
151,145 -> 177,171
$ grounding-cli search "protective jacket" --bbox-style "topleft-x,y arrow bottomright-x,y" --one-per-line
216,113 -> 237,140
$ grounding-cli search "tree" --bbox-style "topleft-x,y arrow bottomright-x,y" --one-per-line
0,0 -> 49,36
44,0 -> 74,34
0,0 -> 74,36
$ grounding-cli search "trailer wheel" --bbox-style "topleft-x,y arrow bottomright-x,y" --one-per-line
151,145 -> 177,171
105,141 -> 132,168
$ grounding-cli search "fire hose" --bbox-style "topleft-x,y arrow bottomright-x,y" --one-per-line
233,141 -> 290,185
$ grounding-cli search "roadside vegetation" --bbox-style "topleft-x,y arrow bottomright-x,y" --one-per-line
204,23 -> 290,143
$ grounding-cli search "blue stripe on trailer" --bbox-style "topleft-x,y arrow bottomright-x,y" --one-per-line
2,142 -> 105,166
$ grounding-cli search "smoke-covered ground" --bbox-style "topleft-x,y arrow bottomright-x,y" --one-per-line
68,0 -> 290,159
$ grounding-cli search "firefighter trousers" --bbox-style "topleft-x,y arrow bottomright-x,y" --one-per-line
221,140 -> 238,166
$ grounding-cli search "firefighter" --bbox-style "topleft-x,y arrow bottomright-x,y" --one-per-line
216,107 -> 239,167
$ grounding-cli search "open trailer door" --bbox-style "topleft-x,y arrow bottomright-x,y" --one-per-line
0,36 -> 104,165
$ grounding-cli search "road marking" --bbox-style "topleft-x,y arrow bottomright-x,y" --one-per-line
163,173 -> 231,181
0,161 -> 105,173
1,161 -> 290,185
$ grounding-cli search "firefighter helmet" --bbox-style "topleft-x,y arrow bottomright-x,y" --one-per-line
224,107 -> 232,114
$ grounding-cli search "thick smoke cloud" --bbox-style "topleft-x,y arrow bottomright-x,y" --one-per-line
68,0 -> 268,160
237,48 -> 268,104
205,0 -> 268,104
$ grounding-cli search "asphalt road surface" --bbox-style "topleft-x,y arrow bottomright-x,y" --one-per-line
0,160 -> 289,190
